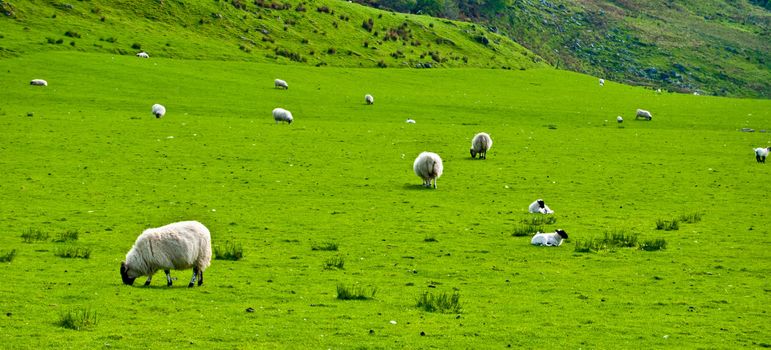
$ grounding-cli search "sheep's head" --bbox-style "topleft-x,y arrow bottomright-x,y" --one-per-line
556,229 -> 568,239
470,148 -> 477,158
155,113 -> 162,118
120,262 -> 136,285
537,199 -> 545,208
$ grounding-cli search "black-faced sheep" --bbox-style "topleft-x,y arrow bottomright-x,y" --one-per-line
531,229 -> 568,246
136,52 -> 149,58
755,147 -> 770,163
120,221 -> 212,288
528,199 -> 554,214
617,116 -> 623,123
30,79 -> 48,86
636,109 -> 652,120
275,79 -> 288,89
599,78 -> 605,86
413,152 -> 443,188
152,104 -> 166,118
470,132 -> 493,159
272,108 -> 293,124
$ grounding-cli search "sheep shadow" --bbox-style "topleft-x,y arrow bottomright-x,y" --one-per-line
402,183 -> 436,191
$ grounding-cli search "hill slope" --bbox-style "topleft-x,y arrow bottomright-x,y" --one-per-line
0,0 -> 545,69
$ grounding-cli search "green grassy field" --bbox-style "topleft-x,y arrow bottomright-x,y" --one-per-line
0,51 -> 770,348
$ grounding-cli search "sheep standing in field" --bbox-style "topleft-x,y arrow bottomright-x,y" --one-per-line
531,229 -> 569,246
365,94 -> 374,105
152,104 -> 166,118
274,79 -> 288,89
30,79 -> 48,86
272,107 -> 293,124
413,152 -> 443,188
120,221 -> 211,288
528,199 -> 554,214
617,116 -> 623,123
635,109 -> 652,121
755,147 -> 771,163
599,78 -> 605,86
136,52 -> 149,58
470,132 -> 493,159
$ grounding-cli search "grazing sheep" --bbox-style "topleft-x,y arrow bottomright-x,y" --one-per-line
406,119 -> 416,124
617,116 -> 623,123
528,199 -> 554,214
755,147 -> 770,163
531,229 -> 569,246
365,94 -> 374,105
274,79 -> 288,89
272,107 -> 293,124
470,132 -> 493,159
120,221 -> 212,288
30,79 -> 48,86
635,109 -> 652,121
599,78 -> 605,86
136,52 -> 149,58
413,152 -> 443,188
152,104 -> 166,118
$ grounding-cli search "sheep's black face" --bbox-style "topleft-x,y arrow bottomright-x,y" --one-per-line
155,113 -> 162,118
120,262 -> 136,285
556,230 -> 568,239
470,149 -> 476,158
537,200 -> 545,208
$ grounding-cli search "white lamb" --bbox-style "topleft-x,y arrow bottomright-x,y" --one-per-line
30,79 -> 48,86
365,94 -> 374,105
120,221 -> 212,288
531,229 -> 569,246
470,132 -> 493,159
413,152 -> 443,188
272,108 -> 293,124
136,52 -> 149,58
152,104 -> 166,118
275,79 -> 288,89
617,116 -> 623,123
636,109 -> 652,120
599,78 -> 605,86
755,147 -> 770,163
406,119 -> 416,124
528,199 -> 554,214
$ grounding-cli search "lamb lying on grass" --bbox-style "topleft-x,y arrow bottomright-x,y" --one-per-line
120,221 -> 211,288
528,199 -> 554,214
30,79 -> 48,86
531,229 -> 569,246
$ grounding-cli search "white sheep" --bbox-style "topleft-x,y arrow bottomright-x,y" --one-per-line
274,79 -> 288,89
413,152 -> 443,188
470,132 -> 493,159
365,94 -> 374,105
635,109 -> 652,120
136,52 -> 149,58
617,116 -> 623,123
406,119 -> 416,124
531,229 -> 569,246
120,221 -> 212,288
528,199 -> 554,214
755,147 -> 770,163
272,107 -> 293,124
152,104 -> 166,118
599,78 -> 605,86
30,79 -> 48,86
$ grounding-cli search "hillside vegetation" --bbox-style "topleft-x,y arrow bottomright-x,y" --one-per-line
0,0 -> 545,69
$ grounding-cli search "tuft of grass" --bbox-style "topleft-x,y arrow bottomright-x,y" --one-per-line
639,239 -> 668,251
214,241 -> 244,261
521,216 -> 557,225
58,308 -> 98,330
323,256 -> 345,270
312,242 -> 338,251
574,238 -> 604,253
656,219 -> 680,231
512,224 -> 542,237
0,249 -> 17,263
416,291 -> 462,314
678,212 -> 703,224
21,228 -> 49,243
423,236 -> 438,242
54,246 -> 91,259
602,230 -> 638,248
54,230 -> 79,242
336,284 -> 376,300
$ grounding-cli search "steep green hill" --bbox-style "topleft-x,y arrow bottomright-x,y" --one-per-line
0,0 -> 545,69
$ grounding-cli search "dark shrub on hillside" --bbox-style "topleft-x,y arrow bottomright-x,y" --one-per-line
362,18 -> 374,32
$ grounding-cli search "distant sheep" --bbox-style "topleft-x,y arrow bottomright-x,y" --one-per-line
635,109 -> 652,121
152,104 -> 166,118
30,79 -> 48,86
274,79 -> 288,89
528,199 -> 554,214
755,147 -> 770,163
365,94 -> 374,105
599,78 -> 605,86
413,152 -> 443,188
531,229 -> 569,246
120,221 -> 212,288
470,132 -> 493,159
272,107 -> 293,124
617,116 -> 623,123
136,52 -> 149,58
406,119 -> 416,124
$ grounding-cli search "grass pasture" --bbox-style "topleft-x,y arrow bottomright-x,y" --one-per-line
0,51 -> 770,348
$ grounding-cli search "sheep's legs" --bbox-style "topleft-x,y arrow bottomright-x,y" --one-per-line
162,270 -> 172,286
144,276 -> 152,286
188,267 -> 200,288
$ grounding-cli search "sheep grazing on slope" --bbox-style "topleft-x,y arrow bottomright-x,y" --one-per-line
617,116 -> 623,123
528,199 -> 554,214
274,79 -> 288,89
152,104 -> 166,118
470,132 -> 493,159
599,78 -> 605,86
365,94 -> 374,105
272,108 -> 293,124
136,52 -> 149,58
30,79 -> 48,86
636,109 -> 652,121
755,147 -> 771,163
531,229 -> 569,246
120,221 -> 212,288
413,152 -> 443,188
